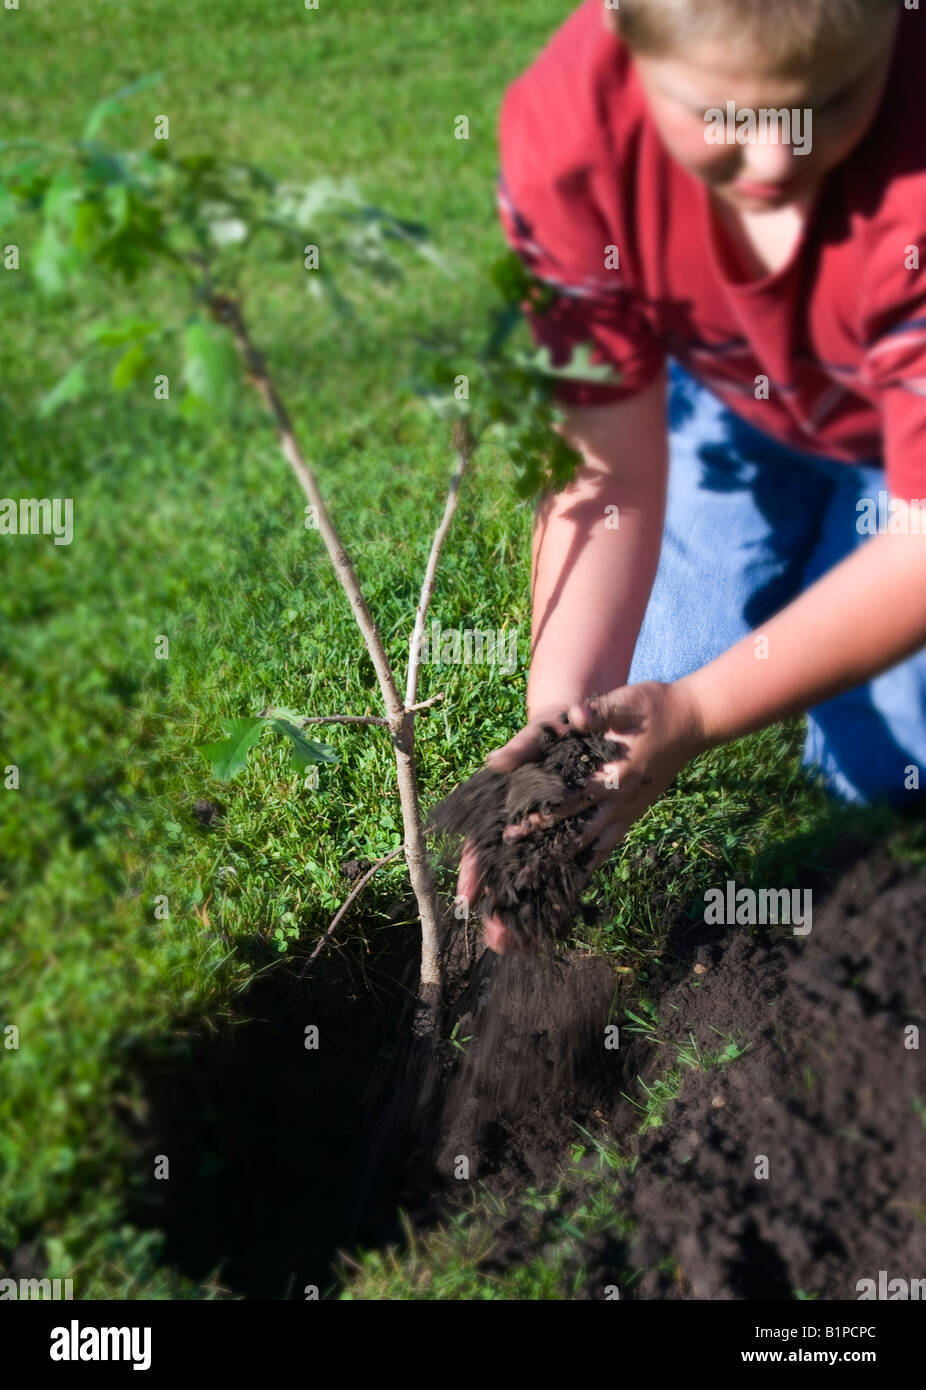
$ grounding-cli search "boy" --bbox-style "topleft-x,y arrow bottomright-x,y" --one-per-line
458,0 -> 926,954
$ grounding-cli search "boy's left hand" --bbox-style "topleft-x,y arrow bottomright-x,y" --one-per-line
469,680 -> 707,953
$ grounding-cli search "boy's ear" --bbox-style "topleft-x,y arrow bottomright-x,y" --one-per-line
601,1 -> 621,40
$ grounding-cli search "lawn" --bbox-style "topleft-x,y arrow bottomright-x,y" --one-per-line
1,0 -> 923,1300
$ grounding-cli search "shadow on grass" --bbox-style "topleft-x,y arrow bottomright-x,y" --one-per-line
746,795 -> 926,889
122,922 -> 435,1300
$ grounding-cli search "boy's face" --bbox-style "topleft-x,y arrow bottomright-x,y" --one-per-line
629,14 -> 899,212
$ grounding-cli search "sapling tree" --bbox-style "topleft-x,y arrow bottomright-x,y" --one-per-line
2,79 -> 617,1031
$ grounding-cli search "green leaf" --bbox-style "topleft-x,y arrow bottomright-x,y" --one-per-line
111,340 -> 152,390
82,73 -> 163,142
39,362 -> 89,418
198,717 -> 265,781
182,318 -> 237,416
548,429 -> 584,492
78,142 -> 132,189
512,475 -> 537,500
33,220 -> 79,293
84,316 -> 162,348
489,250 -> 534,304
0,155 -> 51,206
95,196 -> 165,281
264,705 -> 308,722
110,341 -> 151,391
71,196 -> 107,253
43,172 -> 83,228
105,183 -> 132,232
555,1218 -> 586,1240
273,175 -> 353,229
515,342 -> 621,384
270,718 -> 339,771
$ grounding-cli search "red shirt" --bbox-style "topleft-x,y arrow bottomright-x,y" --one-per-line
497,0 -> 926,502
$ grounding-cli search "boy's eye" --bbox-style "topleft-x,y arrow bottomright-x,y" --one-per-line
816,87 -> 853,115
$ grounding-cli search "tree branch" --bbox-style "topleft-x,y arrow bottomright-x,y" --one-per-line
407,693 -> 446,714
259,695 -> 444,728
300,713 -> 388,726
210,294 -> 405,722
406,418 -> 472,710
260,706 -> 389,728
299,843 -> 406,976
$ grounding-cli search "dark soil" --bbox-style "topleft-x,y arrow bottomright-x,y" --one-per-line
427,722 -> 626,947
602,851 -> 926,1300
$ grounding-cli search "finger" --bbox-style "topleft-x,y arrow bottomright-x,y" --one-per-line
573,802 -> 615,852
456,838 -> 484,904
588,818 -> 630,872
483,914 -> 515,955
501,776 -> 615,842
485,712 -> 569,773
568,688 -> 636,736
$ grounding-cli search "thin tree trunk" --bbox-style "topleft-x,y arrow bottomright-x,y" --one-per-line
209,294 -> 467,1019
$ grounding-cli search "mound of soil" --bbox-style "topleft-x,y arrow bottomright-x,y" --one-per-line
605,852 -> 926,1300
422,849 -> 925,1299
427,723 -> 625,948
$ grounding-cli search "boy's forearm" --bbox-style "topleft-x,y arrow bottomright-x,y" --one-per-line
526,468 -> 667,718
680,524 -> 926,748
525,374 -> 670,721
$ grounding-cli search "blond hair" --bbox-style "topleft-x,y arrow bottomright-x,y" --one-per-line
611,0 -> 898,63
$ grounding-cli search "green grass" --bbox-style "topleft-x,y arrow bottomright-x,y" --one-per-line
2,0 -> 926,1300
338,1157 -> 634,1301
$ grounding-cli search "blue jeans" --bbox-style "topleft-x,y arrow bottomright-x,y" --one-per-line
627,361 -> 926,807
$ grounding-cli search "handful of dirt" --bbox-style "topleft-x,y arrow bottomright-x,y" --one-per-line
426,721 -> 626,950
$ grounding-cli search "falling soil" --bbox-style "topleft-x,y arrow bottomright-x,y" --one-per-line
426,722 -> 626,948
423,946 -> 624,1193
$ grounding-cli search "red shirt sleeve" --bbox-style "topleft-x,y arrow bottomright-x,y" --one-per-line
859,205 -> 926,504
497,71 -> 665,409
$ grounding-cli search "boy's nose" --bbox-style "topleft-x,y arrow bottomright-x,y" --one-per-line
740,138 -> 801,183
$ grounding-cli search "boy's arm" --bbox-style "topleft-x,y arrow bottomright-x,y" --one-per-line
525,367 -> 669,720
458,370 -> 669,951
679,516 -> 926,749
514,360 -> 926,759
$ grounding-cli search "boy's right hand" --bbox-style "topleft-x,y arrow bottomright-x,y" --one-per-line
456,837 -> 502,953
457,684 -> 707,954
457,836 -> 522,955
455,703 -> 577,955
